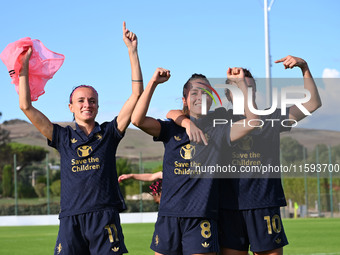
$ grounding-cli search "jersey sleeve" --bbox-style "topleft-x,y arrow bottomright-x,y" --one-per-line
47,123 -> 66,150
213,107 -> 232,119
153,119 -> 173,142
111,117 -> 125,142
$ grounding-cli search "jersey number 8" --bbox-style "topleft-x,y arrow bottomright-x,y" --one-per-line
200,220 -> 212,238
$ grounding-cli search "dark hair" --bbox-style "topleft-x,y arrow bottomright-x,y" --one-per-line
225,68 -> 255,98
69,85 -> 98,104
149,179 -> 162,196
182,73 -> 211,115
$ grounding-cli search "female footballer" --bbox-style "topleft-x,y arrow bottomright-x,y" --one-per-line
168,56 -> 322,255
18,22 -> 143,255
131,67 -> 259,255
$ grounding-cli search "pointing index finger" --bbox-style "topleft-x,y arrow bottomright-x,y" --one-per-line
275,57 -> 286,63
123,21 -> 126,33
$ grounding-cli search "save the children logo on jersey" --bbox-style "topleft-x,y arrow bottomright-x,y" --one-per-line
180,144 -> 196,160
77,145 -> 93,157
174,145 -> 201,175
71,145 -> 101,173
237,135 -> 253,151
232,135 -> 261,166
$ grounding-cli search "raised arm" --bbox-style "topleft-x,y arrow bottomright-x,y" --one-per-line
275,55 -> 322,123
116,22 -> 144,133
227,67 -> 260,142
118,171 -> 163,183
166,110 -> 208,145
18,47 -> 53,141
131,68 -> 170,137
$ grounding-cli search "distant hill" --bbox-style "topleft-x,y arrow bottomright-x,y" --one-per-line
2,120 -> 340,162
281,128 -> 340,152
1,120 -> 164,163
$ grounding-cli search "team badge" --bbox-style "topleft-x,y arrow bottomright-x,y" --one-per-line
112,247 -> 120,252
77,145 -> 93,157
95,133 -> 102,140
204,133 -> 210,143
237,135 -> 253,151
155,235 -> 159,246
174,136 -> 181,141
275,238 -> 282,244
71,138 -> 78,144
180,144 -> 195,159
201,242 -> 210,248
57,243 -> 62,254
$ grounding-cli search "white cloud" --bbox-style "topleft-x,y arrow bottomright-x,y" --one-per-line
317,68 -> 340,116
322,68 -> 340,78
293,68 -> 340,130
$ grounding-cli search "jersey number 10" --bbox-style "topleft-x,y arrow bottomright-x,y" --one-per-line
264,215 -> 282,235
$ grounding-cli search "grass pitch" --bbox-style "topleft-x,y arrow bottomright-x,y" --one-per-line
283,218 -> 340,255
0,218 -> 339,255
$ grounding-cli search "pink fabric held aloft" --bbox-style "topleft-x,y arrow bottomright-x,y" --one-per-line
0,37 -> 65,101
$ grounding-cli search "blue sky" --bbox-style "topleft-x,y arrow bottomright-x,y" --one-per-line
1,0 -> 339,131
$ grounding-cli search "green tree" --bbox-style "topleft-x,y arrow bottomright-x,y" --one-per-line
50,180 -> 61,197
2,164 -> 13,197
152,163 -> 163,173
116,158 -> 134,197
116,158 -> 133,176
18,182 -> 37,198
0,113 -> 10,146
8,143 -> 47,172
307,144 -> 329,164
0,142 -> 47,172
331,144 -> 340,164
34,183 -> 46,198
0,112 -> 11,169
280,137 -> 304,165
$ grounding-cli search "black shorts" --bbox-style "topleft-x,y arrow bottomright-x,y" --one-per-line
219,207 -> 288,253
150,216 -> 219,255
54,209 -> 128,255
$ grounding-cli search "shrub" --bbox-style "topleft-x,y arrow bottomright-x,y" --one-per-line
34,183 -> 46,198
18,183 -> 37,198
2,164 -> 13,197
0,203 -> 60,215
50,180 -> 61,197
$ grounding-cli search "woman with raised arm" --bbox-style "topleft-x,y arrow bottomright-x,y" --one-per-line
18,22 -> 143,255
131,67 -> 259,255
167,56 -> 321,255
218,56 -> 321,255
